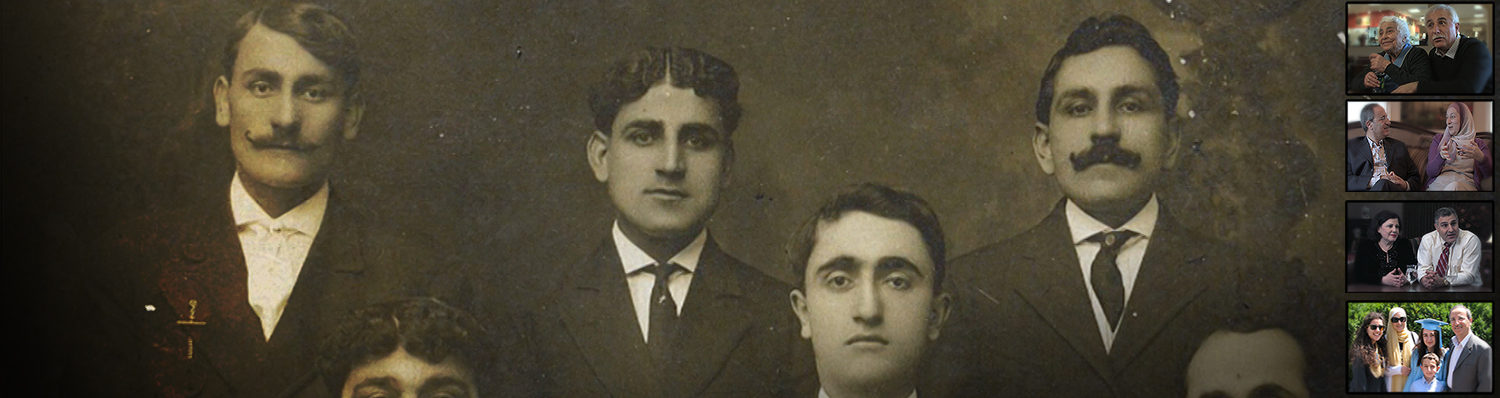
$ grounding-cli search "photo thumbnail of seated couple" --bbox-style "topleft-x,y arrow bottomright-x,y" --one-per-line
1346,101 -> 1494,192
1346,3 -> 1494,95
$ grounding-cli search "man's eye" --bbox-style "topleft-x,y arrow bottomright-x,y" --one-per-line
249,81 -> 275,96
300,88 -> 329,102
1119,101 -> 1143,113
626,131 -> 656,146
826,275 -> 852,289
684,134 -> 719,150
886,276 -> 912,290
1066,104 -> 1092,117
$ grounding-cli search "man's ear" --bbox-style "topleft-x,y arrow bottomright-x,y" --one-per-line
927,292 -> 953,341
587,131 -> 611,183
341,95 -> 364,141
790,289 -> 812,340
214,76 -> 231,127
1032,122 -> 1056,175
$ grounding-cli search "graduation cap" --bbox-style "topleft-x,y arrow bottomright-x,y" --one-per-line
1414,318 -> 1448,332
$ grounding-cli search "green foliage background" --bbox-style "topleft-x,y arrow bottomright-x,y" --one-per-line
1346,302 -> 1493,349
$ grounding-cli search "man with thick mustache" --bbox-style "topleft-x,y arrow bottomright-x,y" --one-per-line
77,3 -> 454,396
1415,207 -> 1484,289
933,15 -> 1306,397
1393,4 -> 1494,94
1351,15 -> 1431,94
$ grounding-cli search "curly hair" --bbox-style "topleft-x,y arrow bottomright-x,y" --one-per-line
588,46 -> 741,135
317,298 -> 491,394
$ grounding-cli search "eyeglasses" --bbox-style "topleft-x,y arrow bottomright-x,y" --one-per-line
1391,317 -> 1407,323
1369,325 -> 1386,331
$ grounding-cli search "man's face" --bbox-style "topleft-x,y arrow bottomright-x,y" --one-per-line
1450,307 -> 1471,337
1378,21 -> 1403,53
1435,214 -> 1460,244
790,211 -> 950,390
1424,8 -> 1460,52
215,24 -> 359,191
1186,329 -> 1309,398
1366,105 -> 1390,140
341,347 -> 476,398
1034,46 -> 1173,212
1421,358 -> 1439,380
588,83 -> 730,240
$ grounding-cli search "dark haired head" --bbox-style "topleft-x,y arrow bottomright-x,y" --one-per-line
589,47 -> 742,135
1432,207 -> 1458,224
1351,311 -> 1386,369
222,1 -> 360,96
1035,15 -> 1178,125
1368,210 -> 1401,241
787,183 -> 946,294
317,298 -> 490,394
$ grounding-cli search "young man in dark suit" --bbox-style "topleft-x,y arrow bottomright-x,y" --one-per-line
1346,103 -> 1419,191
932,15 -> 1308,397
78,3 -> 454,397
519,46 -> 810,398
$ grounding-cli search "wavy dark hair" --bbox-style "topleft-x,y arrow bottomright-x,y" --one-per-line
1351,311 -> 1387,378
317,298 -> 491,394
787,182 -> 946,294
1368,210 -> 1401,241
1035,14 -> 1178,125
1416,327 -> 1445,367
588,46 -> 742,135
222,1 -> 361,96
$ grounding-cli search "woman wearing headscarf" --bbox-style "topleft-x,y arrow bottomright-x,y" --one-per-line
1384,307 -> 1417,391
1405,318 -> 1450,392
1351,311 -> 1388,392
1350,211 -> 1416,287
1425,102 -> 1493,191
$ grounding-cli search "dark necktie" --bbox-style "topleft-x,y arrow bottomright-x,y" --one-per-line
1436,242 -> 1452,277
645,263 -> 681,368
1089,231 -> 1135,330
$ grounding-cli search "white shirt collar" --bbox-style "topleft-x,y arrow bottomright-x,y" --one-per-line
1065,195 -> 1160,244
818,387 -> 917,398
1452,331 -> 1472,351
611,221 -> 707,275
229,171 -> 329,237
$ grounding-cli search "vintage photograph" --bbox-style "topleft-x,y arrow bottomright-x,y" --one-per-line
6,0 -> 1491,397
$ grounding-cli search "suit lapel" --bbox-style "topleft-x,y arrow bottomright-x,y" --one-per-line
557,241 -> 661,397
1012,201 -> 1115,381
266,193 -> 366,396
670,238 -> 754,398
1107,213 -> 1210,369
154,198 -> 267,391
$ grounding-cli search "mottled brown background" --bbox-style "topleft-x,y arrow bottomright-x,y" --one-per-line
5,0 -> 1493,394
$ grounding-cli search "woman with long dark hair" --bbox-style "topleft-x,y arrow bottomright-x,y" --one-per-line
1351,311 -> 1388,392
1351,211 -> 1416,287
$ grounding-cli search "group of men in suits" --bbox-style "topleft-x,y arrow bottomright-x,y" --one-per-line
1373,4 -> 1495,94
76,2 -> 1322,397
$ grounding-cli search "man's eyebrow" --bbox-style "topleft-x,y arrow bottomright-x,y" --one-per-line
680,123 -> 723,136
875,256 -> 924,278
239,68 -> 281,82
350,376 -> 397,391
1055,88 -> 1095,102
1111,84 -> 1160,101
292,73 -> 337,90
621,120 -> 664,132
418,376 -> 474,397
813,256 -> 858,275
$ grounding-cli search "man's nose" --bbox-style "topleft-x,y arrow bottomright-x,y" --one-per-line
655,139 -> 686,179
852,281 -> 883,326
270,92 -> 300,134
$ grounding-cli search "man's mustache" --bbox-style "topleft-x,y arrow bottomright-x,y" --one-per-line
1069,140 -> 1141,171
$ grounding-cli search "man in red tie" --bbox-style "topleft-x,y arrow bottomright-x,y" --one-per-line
1417,207 -> 1484,288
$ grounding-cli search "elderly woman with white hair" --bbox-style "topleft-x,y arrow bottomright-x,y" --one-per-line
1355,15 -> 1432,93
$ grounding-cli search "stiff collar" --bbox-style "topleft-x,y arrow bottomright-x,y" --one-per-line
229,171 -> 329,237
1065,195 -> 1159,245
1452,330 -> 1473,350
611,221 -> 706,275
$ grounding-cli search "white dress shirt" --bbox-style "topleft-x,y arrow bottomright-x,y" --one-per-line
611,221 -> 705,343
230,173 -> 328,340
1414,229 -> 1483,287
1447,332 -> 1473,388
1065,195 -> 1159,353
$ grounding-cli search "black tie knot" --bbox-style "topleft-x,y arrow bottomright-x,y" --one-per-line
1089,230 -> 1136,251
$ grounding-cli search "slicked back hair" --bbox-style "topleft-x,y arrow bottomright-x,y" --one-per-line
222,1 -> 360,96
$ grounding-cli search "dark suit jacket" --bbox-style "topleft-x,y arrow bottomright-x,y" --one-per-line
928,200 -> 1303,398
1347,136 -> 1420,191
1444,334 -> 1493,392
77,183 -> 456,398
1420,36 -> 1495,94
519,235 -> 812,398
